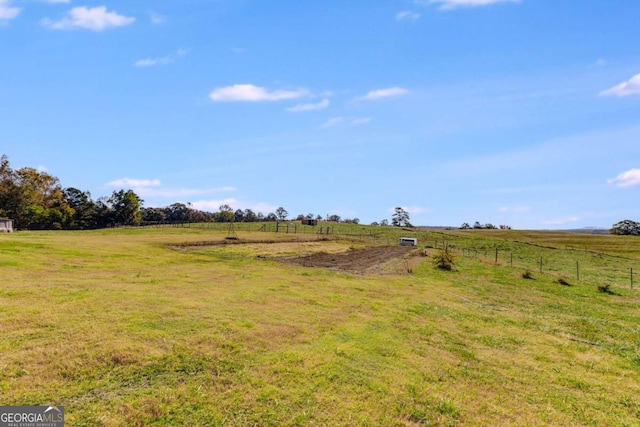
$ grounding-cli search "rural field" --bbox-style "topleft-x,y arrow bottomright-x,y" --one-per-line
1,224 -> 640,426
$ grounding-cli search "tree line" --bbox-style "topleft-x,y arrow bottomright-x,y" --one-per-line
0,155 -> 381,230
0,155 -> 147,230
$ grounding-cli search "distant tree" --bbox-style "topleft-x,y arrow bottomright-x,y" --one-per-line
392,207 -> 412,227
243,209 -> 257,222
327,214 -> 341,223
295,214 -> 305,221
216,204 -> 234,222
460,222 -> 471,229
256,212 -> 265,222
499,224 -> 512,230
234,209 -> 245,223
370,221 -> 380,226
94,197 -> 113,228
167,203 -> 190,222
315,214 -> 323,221
141,207 -> 167,223
63,188 -> 97,229
473,221 -> 482,229
484,223 -> 497,229
12,166 -> 71,229
266,212 -> 277,221
109,189 -> 143,226
306,213 -> 315,219
610,220 -> 640,236
380,219 -> 389,226
275,207 -> 288,221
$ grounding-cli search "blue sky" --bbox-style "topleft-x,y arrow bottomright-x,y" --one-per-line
2,0 -> 640,228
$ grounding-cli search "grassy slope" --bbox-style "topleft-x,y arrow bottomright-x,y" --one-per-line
1,227 -> 640,426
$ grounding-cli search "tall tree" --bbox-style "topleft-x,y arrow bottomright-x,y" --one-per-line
109,189 -> 143,226
63,188 -> 97,229
216,204 -> 234,222
275,207 -> 288,221
391,207 -> 412,227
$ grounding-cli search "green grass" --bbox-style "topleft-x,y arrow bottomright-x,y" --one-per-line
1,226 -> 640,425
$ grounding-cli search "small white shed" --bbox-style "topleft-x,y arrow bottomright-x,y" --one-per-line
399,237 -> 417,246
0,218 -> 14,233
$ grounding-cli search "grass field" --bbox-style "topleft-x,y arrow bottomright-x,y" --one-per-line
1,225 -> 640,426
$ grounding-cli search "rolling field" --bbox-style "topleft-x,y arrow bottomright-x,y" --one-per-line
1,225 -> 640,426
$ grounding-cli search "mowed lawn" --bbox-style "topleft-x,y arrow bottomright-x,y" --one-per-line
1,227 -> 640,426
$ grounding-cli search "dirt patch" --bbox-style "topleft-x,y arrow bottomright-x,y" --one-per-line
275,245 -> 419,275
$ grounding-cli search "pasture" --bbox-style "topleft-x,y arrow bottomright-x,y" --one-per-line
1,225 -> 640,426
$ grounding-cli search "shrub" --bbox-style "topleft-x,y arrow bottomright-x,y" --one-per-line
597,284 -> 615,295
433,250 -> 456,271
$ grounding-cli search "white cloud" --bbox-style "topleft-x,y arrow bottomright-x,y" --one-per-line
600,74 -> 640,97
209,84 -> 307,102
607,168 -> 640,188
42,6 -> 135,31
499,206 -> 530,213
106,178 -> 236,198
422,0 -> 520,10
286,99 -> 329,112
0,0 -> 20,21
541,216 -> 579,226
357,87 -> 409,101
135,49 -> 187,67
107,178 -> 162,188
396,11 -> 420,21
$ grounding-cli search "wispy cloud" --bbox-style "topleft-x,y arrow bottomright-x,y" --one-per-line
209,84 -> 308,102
352,117 -> 372,125
600,73 -> 640,97
321,117 -> 371,128
396,11 -> 420,21
421,0 -> 521,10
0,0 -> 20,21
286,99 -> 329,112
321,117 -> 344,128
42,6 -> 135,31
149,11 -> 165,24
499,206 -> 530,213
356,87 -> 409,101
135,49 -> 187,67
107,178 -> 161,188
607,168 -> 640,188
106,178 -> 236,198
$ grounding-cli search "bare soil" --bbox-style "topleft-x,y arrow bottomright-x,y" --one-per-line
275,245 -> 419,275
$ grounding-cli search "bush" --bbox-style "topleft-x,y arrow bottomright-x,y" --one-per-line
433,250 -> 456,271
597,284 -> 615,295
